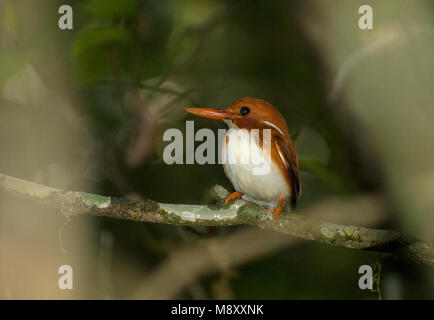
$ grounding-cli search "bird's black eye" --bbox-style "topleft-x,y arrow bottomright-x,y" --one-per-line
239,106 -> 250,116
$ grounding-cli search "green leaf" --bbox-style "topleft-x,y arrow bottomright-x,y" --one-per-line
84,0 -> 136,18
73,26 -> 132,57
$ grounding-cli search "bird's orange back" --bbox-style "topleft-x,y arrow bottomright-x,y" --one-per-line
227,97 -> 290,139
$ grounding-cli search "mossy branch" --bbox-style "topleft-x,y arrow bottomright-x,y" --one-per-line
0,172 -> 433,267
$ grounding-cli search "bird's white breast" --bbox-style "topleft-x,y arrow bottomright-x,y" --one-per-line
221,127 -> 289,208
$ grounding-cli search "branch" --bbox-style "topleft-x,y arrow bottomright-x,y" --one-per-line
0,173 -> 433,267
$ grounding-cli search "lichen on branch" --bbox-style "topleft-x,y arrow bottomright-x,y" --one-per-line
0,172 -> 433,267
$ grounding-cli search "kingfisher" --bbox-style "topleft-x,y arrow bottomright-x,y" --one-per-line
186,97 -> 300,221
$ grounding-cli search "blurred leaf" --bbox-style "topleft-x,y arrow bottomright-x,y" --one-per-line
73,26 -> 132,57
295,127 -> 330,164
2,64 -> 49,106
299,158 -> 353,194
72,26 -> 134,82
85,0 -> 136,18
0,51 -> 23,87
3,2 -> 18,37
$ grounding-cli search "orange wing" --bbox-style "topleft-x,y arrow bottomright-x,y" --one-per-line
272,134 -> 301,210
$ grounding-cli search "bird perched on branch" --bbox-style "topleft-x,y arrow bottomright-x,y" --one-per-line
186,97 -> 300,221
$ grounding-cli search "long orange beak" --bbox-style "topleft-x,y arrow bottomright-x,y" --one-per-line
185,107 -> 239,120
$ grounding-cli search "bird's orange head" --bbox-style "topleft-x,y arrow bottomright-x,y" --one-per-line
185,97 -> 290,138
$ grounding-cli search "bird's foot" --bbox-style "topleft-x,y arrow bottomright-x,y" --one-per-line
225,192 -> 244,205
272,194 -> 285,222
272,206 -> 282,222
